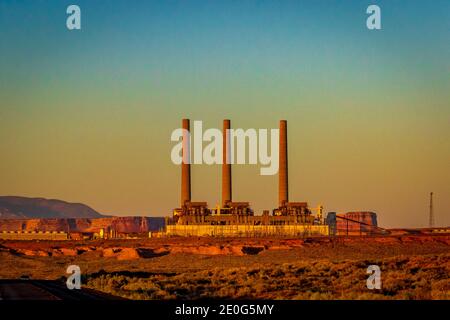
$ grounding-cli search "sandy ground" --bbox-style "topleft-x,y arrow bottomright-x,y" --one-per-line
0,235 -> 449,278
0,234 -> 449,299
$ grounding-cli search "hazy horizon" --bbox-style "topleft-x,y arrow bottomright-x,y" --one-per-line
1,0 -> 449,228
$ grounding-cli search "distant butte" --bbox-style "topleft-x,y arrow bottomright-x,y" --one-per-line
0,196 -> 103,219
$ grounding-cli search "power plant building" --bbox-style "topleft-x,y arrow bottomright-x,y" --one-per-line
167,119 -> 329,237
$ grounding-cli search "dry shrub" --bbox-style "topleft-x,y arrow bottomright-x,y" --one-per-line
85,253 -> 449,300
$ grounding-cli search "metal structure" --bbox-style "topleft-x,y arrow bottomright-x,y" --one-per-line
429,192 -> 434,228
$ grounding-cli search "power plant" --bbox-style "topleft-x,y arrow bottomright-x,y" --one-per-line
0,118 -> 380,240
167,119 -> 329,237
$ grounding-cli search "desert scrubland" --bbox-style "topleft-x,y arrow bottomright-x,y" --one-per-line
0,235 -> 449,299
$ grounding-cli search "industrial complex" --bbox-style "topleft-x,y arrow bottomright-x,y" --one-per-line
166,119 -> 378,237
0,119 -> 383,240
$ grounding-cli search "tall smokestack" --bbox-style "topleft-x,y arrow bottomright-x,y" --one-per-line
222,119 -> 232,207
181,119 -> 191,207
279,120 -> 288,207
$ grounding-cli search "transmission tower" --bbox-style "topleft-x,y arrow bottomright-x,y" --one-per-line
429,192 -> 434,228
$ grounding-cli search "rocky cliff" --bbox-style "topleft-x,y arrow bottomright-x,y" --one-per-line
0,217 -> 165,233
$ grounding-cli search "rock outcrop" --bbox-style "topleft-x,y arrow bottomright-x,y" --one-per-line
0,217 -> 165,233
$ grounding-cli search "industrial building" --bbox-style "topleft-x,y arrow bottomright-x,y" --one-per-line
326,212 -> 380,236
167,119 -> 330,237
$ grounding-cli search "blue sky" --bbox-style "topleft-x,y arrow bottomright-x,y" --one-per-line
0,1 -> 449,227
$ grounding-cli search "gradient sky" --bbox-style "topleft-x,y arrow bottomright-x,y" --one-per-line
0,0 -> 449,228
